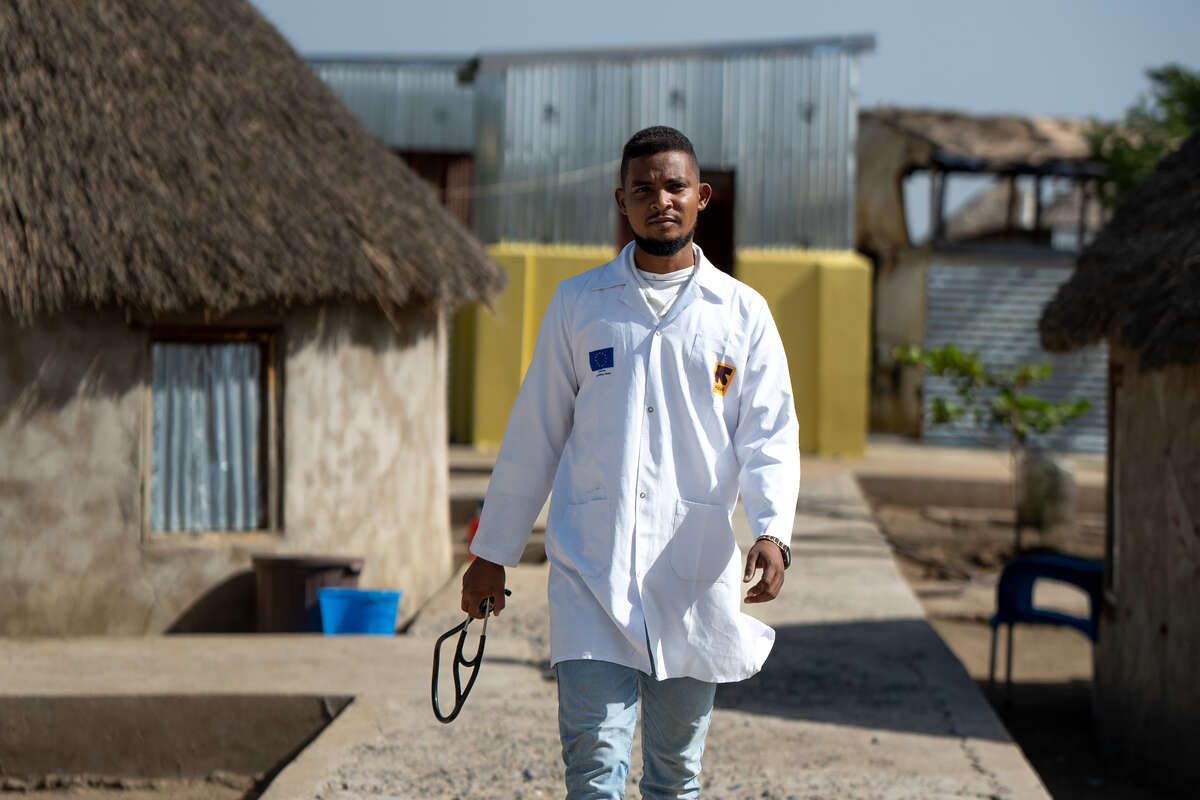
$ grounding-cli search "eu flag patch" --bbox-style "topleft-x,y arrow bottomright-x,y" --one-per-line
589,347 -> 614,373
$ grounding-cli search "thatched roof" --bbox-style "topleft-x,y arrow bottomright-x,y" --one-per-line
1040,128 -> 1200,369
861,107 -> 1104,176
0,0 -> 504,322
857,107 -> 1107,264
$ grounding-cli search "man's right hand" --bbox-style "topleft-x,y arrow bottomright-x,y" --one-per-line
461,557 -> 507,619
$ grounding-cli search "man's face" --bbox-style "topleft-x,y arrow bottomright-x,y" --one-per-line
616,150 -> 711,257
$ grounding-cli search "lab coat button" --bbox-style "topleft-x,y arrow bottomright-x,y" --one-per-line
655,331 -> 662,337
647,406 -> 654,413
639,491 -> 646,499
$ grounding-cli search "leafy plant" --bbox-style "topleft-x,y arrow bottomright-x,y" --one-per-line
1089,63 -> 1200,206
894,344 -> 1091,447
896,344 -> 1092,553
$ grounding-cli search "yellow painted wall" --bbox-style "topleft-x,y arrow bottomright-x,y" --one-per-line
450,244 -> 871,456
460,243 -> 617,449
737,249 -> 872,456
732,254 -> 821,451
448,305 -> 477,443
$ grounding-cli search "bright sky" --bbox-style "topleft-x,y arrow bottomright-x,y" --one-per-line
251,0 -> 1198,119
249,0 -> 1198,238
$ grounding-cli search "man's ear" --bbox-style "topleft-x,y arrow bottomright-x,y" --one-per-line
614,187 -> 627,216
697,182 -> 712,211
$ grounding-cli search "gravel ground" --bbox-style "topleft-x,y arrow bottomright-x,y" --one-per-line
311,567 -> 851,800
873,502 -> 1170,800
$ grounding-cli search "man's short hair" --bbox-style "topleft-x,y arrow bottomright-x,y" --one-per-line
619,126 -> 698,185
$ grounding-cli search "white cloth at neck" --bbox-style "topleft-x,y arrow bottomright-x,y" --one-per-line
631,262 -> 695,318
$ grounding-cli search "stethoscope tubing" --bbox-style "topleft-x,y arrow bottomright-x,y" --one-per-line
431,589 -> 511,723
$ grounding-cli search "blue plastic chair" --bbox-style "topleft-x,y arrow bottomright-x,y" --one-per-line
988,552 -> 1103,702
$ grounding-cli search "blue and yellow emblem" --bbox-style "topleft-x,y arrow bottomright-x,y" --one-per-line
589,347 -> 614,375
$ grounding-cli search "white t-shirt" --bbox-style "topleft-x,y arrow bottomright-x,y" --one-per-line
631,262 -> 695,318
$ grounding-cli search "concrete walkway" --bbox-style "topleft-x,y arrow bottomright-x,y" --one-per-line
263,472 -> 1052,799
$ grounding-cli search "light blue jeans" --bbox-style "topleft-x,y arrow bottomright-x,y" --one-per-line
556,659 -> 716,800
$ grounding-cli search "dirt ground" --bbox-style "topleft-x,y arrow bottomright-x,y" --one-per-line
869,500 -> 1173,800
0,775 -> 251,799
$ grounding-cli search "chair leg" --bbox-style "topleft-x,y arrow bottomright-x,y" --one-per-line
1004,623 -> 1015,707
988,625 -> 998,694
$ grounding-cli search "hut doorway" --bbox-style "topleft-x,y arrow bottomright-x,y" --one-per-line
616,168 -> 735,275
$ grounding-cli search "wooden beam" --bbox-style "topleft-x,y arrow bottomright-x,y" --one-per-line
1006,175 -> 1018,232
929,170 -> 946,243
1077,181 -> 1089,250
1033,175 -> 1043,232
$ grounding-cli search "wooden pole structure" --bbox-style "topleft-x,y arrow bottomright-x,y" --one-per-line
1077,179 -> 1090,249
1005,174 -> 1019,234
930,169 -> 946,243
1033,175 -> 1043,233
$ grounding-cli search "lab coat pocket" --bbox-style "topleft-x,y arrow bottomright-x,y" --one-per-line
549,498 -> 612,577
668,498 -> 736,582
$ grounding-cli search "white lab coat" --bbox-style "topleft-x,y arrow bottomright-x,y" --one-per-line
470,242 -> 800,683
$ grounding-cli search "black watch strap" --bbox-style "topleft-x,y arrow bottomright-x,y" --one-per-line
755,534 -> 791,569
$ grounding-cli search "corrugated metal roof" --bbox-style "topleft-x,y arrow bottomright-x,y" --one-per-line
310,58 -> 475,152
922,251 -> 1108,453
463,35 -> 875,74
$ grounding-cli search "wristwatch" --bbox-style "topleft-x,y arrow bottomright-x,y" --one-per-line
755,534 -> 791,569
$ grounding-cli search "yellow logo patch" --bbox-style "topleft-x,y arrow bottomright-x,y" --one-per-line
713,362 -> 736,395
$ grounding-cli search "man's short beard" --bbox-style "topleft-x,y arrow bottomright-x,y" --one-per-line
632,225 -> 695,258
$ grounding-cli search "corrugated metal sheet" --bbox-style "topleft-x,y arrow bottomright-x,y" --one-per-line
472,44 -> 865,248
310,58 -> 475,152
922,253 -> 1108,453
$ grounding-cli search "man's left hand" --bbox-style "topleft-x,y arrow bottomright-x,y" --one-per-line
743,539 -> 786,603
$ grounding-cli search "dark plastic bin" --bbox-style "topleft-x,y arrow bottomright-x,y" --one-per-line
252,554 -> 364,633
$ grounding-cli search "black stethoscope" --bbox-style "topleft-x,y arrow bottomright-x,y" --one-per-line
431,589 -> 511,723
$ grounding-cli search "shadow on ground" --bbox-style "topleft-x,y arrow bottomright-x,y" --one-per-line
981,679 -> 1177,800
716,618 -> 1007,741
167,570 -> 256,633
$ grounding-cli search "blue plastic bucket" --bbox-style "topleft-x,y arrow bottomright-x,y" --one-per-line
317,587 -> 402,635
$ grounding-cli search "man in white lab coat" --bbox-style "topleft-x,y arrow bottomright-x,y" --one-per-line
463,125 -> 800,799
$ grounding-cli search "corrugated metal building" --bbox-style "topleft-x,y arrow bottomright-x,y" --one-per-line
465,37 -> 872,249
311,36 -> 874,251
922,249 -> 1108,452
311,57 -> 477,225
311,56 -> 475,152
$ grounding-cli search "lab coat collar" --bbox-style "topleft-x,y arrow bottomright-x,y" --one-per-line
600,242 -> 727,324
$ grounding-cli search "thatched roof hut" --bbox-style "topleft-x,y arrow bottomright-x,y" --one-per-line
0,0 -> 504,323
0,0 -> 504,636
857,107 -> 1104,259
1039,128 -> 1200,795
1040,128 -> 1200,369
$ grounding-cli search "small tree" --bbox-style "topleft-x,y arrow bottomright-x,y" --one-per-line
1089,63 -> 1200,205
895,344 -> 1091,552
